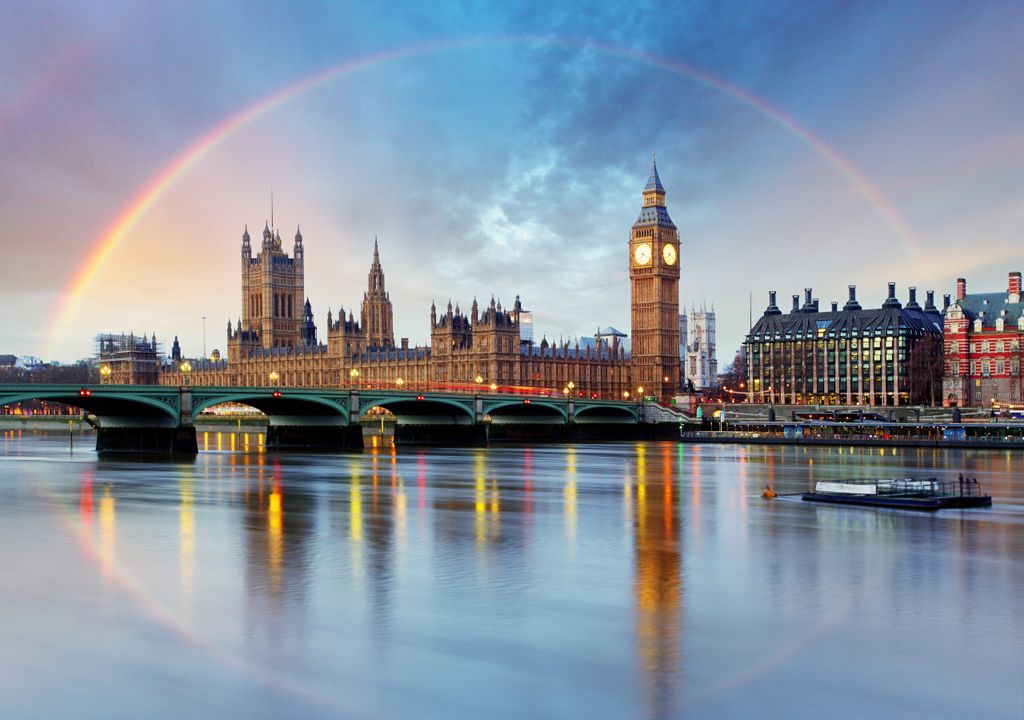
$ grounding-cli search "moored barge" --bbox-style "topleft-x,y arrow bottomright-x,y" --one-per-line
802,477 -> 992,511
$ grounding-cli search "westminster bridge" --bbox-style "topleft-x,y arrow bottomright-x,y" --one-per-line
0,384 -> 679,455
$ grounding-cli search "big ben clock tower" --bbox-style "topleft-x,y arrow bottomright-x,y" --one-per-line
629,155 -> 680,403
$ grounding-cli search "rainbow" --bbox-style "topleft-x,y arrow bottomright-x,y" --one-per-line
44,34 -> 921,357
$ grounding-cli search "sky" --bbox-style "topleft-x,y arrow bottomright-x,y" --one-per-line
1,1 -> 1021,365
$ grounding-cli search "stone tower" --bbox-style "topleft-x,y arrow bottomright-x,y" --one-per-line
629,155 -> 681,402
361,238 -> 395,348
239,223 -> 304,350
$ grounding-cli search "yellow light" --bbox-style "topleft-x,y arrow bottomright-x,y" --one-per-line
396,377 -> 404,387
623,390 -> 630,399
489,382 -> 497,392
100,365 -> 111,377
269,370 -> 279,383
180,361 -> 191,373
637,386 -> 644,395
568,381 -> 575,390
475,375 -> 483,385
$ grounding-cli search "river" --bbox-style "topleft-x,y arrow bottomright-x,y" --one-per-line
1,431 -> 1021,719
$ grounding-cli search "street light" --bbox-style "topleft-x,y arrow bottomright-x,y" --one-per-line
568,380 -> 575,397
269,370 -> 279,385
489,382 -> 497,392
100,365 -> 111,384
475,374 -> 483,387
180,361 -> 192,386
623,390 -> 630,400
349,368 -> 359,389
396,377 -> 405,389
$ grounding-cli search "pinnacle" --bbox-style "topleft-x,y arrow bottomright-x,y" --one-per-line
644,152 -> 665,193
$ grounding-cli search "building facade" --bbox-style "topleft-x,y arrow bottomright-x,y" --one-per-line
240,223 -> 305,350
629,156 -> 681,401
679,305 -> 717,390
942,272 -> 1024,407
745,283 -> 944,406
96,333 -> 161,385
99,161 -> 683,403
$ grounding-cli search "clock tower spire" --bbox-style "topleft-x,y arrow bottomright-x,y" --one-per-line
629,154 -> 680,403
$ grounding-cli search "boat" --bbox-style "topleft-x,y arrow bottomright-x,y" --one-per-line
802,477 -> 992,511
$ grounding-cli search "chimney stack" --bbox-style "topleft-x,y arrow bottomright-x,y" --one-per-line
1009,271 -> 1022,303
925,290 -> 936,311
943,293 -> 951,310
765,290 -> 781,316
792,295 -> 799,312
844,285 -> 862,311
956,277 -> 967,301
831,301 -> 838,313
906,286 -> 920,309
882,281 -> 902,309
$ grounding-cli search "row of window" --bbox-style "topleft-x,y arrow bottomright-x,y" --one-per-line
948,340 -> 1021,354
948,359 -> 1020,376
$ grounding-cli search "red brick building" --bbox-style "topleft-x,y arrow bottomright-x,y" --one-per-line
943,271 -> 1024,406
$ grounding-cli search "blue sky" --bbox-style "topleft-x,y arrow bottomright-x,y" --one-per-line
1,1 -> 1021,363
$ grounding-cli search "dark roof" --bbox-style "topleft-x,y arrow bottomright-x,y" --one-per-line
0,354 -> 16,367
957,292 -> 1024,327
633,205 -> 675,227
746,305 -> 943,342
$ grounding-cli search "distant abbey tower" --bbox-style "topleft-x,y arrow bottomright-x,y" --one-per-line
629,156 -> 681,402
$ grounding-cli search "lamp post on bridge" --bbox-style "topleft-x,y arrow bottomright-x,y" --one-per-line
180,361 -> 192,387
100,364 -> 112,385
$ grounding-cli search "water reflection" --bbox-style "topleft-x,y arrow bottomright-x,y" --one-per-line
1,436 -> 1020,720
243,456 -> 315,655
179,469 -> 194,610
632,444 -> 682,718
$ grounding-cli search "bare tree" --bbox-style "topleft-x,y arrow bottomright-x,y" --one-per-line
908,334 -> 943,406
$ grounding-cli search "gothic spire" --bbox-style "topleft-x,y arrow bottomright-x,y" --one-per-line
644,152 -> 665,193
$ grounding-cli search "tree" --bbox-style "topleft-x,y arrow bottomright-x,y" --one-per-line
907,333 -> 943,406
714,349 -> 747,401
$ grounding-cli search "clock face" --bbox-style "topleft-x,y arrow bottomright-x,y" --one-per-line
633,242 -> 652,266
663,243 -> 677,266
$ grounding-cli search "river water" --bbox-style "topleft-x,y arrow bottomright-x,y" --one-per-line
1,431 -> 1021,719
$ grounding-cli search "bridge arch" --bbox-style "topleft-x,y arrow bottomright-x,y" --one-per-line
359,395 -> 475,425
573,403 -> 639,423
0,386 -> 180,425
483,399 -> 568,422
191,391 -> 348,421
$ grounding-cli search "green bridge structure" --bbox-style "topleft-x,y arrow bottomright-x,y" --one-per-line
0,384 -> 673,455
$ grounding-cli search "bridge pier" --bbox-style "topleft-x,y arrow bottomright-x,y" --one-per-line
96,426 -> 198,456
393,423 -> 488,447
265,424 -> 364,452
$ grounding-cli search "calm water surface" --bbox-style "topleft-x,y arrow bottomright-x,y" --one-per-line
1,432 -> 1021,719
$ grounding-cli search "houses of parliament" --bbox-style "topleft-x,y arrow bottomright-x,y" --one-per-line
135,159 -> 682,402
